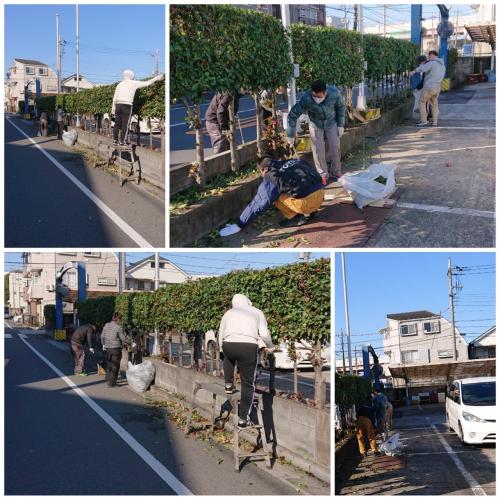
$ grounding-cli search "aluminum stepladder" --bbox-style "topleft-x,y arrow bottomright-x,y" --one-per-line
99,141 -> 141,187
184,381 -> 272,472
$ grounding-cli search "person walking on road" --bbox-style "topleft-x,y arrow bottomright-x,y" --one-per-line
410,50 -> 445,127
111,69 -> 164,146
205,92 -> 242,154
411,55 -> 427,114
56,105 -> 65,140
355,399 -> 381,457
70,323 -> 96,376
372,388 -> 389,441
287,80 -> 345,184
218,293 -> 274,428
101,313 -> 128,387
219,155 -> 324,237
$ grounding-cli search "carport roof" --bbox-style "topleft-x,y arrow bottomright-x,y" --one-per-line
465,24 -> 496,49
389,358 -> 496,383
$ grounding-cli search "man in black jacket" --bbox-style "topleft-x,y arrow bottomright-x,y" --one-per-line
70,324 -> 96,376
220,156 -> 324,236
205,92 -> 241,153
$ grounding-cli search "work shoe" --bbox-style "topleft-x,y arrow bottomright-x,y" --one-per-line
321,173 -> 328,186
279,214 -> 304,228
225,384 -> 237,394
303,211 -> 319,223
415,121 -> 429,127
237,418 -> 255,429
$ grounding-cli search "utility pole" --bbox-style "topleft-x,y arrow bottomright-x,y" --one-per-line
354,346 -> 358,374
448,258 -> 457,361
281,2 -> 297,132
341,253 -> 353,374
76,5 -> 80,92
56,13 -> 61,93
118,252 -> 126,293
299,252 -> 311,262
383,4 -> 387,37
356,4 -> 367,111
153,49 -> 160,76
353,4 -> 358,31
152,252 -> 161,356
340,329 -> 346,373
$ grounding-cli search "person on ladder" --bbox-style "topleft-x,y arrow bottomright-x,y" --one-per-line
218,293 -> 274,428
111,69 -> 164,146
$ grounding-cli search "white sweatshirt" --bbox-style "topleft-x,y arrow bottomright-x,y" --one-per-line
112,74 -> 163,107
218,294 -> 273,347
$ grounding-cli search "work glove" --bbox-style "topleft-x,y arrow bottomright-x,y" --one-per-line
220,223 -> 241,237
89,348 -> 95,354
338,127 -> 344,137
102,345 -> 106,351
286,136 -> 295,146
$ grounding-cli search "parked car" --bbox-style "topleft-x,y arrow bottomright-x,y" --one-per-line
204,330 -> 330,370
446,376 -> 496,445
102,113 -> 161,134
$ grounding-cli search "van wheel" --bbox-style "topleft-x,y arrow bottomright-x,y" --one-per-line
207,340 -> 217,360
131,122 -> 139,133
259,348 -> 270,370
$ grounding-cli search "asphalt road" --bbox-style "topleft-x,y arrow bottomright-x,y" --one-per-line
4,323 -> 300,495
4,115 -> 164,248
337,404 -> 496,495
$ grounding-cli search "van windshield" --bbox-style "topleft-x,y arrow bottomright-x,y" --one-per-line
461,381 -> 496,406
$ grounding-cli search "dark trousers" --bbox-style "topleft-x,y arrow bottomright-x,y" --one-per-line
71,341 -> 85,374
222,342 -> 258,420
57,121 -> 64,139
105,348 -> 122,386
113,103 -> 133,143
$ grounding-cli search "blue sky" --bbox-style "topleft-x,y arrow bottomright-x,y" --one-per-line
5,4 -> 165,84
327,4 -> 480,30
4,252 -> 330,276
335,252 -> 496,359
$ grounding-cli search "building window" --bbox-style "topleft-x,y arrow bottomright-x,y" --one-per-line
58,252 -> 77,256
423,321 -> 440,334
150,261 -> 165,268
25,66 -> 35,75
400,323 -> 418,336
63,271 -> 77,288
83,252 -> 101,258
38,67 -> 48,76
401,350 -> 419,363
138,281 -> 145,290
97,277 -> 117,286
438,350 -> 453,359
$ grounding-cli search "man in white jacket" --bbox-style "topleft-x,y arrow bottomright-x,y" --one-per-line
112,69 -> 164,145
219,293 -> 274,428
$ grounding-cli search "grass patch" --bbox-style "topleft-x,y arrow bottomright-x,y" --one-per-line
170,163 -> 258,213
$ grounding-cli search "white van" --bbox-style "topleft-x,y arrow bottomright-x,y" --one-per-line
445,377 -> 496,445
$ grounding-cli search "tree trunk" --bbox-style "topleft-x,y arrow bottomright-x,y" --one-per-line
254,93 -> 264,157
168,332 -> 173,364
271,90 -> 278,121
149,117 -> 153,150
136,114 -> 141,146
182,99 -> 206,187
160,120 -> 165,153
293,358 -> 299,395
313,340 -> 325,408
227,95 -> 238,172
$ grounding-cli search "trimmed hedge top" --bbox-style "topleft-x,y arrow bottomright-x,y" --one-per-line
77,259 -> 330,344
335,373 -> 372,408
37,79 -> 165,119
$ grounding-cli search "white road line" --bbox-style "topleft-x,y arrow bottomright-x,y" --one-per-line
6,117 -> 153,248
429,421 -> 486,496
396,202 -> 495,219
5,334 -> 12,339
17,333 -> 193,495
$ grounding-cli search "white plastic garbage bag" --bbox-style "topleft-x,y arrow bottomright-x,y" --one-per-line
62,129 -> 78,147
339,163 -> 396,209
379,432 -> 403,456
126,360 -> 155,393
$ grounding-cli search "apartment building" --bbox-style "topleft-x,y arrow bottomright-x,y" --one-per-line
7,270 -> 29,316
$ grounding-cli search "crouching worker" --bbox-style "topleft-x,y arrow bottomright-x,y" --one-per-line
356,398 -> 382,457
219,156 -> 324,237
219,294 -> 274,428
70,323 -> 96,376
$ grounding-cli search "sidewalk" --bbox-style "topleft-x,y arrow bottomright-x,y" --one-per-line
216,82 -> 495,249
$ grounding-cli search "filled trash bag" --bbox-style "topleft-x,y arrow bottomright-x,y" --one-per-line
379,432 -> 403,456
126,359 -> 155,393
62,129 -> 78,147
339,163 -> 396,209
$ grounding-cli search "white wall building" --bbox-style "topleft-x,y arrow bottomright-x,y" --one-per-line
8,271 -> 29,315
23,252 -> 119,325
469,327 -> 496,359
5,59 -> 58,112
61,74 -> 95,93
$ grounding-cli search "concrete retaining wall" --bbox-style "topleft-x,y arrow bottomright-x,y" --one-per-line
120,356 -> 330,481
170,100 -> 412,247
171,140 -> 258,196
69,127 -> 165,190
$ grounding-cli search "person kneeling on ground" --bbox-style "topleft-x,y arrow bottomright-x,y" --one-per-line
219,294 -> 274,428
70,323 -> 96,376
101,313 -> 128,387
356,398 -> 382,457
219,156 -> 324,237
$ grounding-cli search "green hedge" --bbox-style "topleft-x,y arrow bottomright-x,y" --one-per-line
335,373 -> 372,407
43,304 -> 56,324
170,5 -> 292,102
76,295 -> 117,327
37,79 -> 165,119
77,259 -> 330,344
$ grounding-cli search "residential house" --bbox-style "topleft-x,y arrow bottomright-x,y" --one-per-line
61,74 -> 95,93
8,270 -> 29,316
22,252 -> 119,326
469,327 -> 496,359
125,255 -> 194,291
5,59 -> 58,112
239,4 -> 326,26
